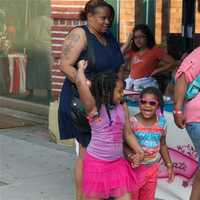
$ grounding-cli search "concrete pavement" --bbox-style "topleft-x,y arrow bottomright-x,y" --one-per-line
0,108 -> 76,200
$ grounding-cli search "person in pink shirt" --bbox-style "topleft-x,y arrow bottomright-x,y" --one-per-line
75,60 -> 144,200
174,47 -> 200,200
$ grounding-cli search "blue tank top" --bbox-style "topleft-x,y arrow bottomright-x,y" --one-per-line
58,25 -> 124,140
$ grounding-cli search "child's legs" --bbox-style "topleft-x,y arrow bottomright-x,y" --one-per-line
74,142 -> 86,200
131,190 -> 139,200
137,176 -> 157,200
83,196 -> 103,200
138,165 -> 158,200
132,164 -> 159,200
83,192 -> 131,200
115,192 -> 131,200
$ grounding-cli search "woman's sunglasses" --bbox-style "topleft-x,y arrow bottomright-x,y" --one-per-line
139,98 -> 158,106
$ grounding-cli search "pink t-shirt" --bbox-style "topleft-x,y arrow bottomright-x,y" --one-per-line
175,47 -> 200,123
87,104 -> 125,161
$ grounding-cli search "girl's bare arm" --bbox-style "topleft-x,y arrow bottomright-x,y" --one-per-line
160,135 -> 175,182
160,135 -> 172,167
123,103 -> 144,159
151,54 -> 175,76
75,60 -> 97,116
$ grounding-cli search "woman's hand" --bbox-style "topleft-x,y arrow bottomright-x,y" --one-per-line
173,113 -> 186,129
174,74 -> 187,129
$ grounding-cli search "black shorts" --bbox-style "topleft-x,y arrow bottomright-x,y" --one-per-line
75,128 -> 91,147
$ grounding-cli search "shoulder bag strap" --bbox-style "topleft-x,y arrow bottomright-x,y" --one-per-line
84,27 -> 96,71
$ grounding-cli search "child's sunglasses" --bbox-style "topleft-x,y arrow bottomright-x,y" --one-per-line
139,98 -> 158,106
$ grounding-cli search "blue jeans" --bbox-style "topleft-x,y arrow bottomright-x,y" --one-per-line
186,122 -> 200,168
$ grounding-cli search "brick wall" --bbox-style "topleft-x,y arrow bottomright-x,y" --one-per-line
195,0 -> 200,33
51,0 -> 87,98
119,0 -> 135,43
155,0 -> 162,44
169,0 -> 183,33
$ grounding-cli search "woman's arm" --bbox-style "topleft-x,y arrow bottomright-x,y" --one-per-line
173,74 -> 187,129
123,103 -> 144,159
75,60 -> 97,116
160,135 -> 175,182
60,28 -> 86,83
151,54 -> 175,76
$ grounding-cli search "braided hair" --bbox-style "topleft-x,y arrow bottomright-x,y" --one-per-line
91,71 -> 122,124
140,87 -> 164,113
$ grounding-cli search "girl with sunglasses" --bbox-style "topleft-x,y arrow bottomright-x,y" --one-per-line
124,87 -> 174,200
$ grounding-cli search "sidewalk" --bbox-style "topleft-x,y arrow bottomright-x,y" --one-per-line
0,108 -> 76,200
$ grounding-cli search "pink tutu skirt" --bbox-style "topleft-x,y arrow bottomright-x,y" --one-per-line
83,152 -> 139,199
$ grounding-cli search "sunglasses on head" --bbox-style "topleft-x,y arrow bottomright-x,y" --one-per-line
139,98 -> 158,106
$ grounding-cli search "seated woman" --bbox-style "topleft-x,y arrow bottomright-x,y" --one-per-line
121,24 -> 175,91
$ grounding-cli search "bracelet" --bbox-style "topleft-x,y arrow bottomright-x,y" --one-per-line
173,109 -> 183,115
165,162 -> 173,168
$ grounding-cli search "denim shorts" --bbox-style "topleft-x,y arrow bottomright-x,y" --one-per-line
186,122 -> 200,168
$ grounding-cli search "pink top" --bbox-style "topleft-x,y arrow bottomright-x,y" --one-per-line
175,47 -> 200,123
87,104 -> 125,161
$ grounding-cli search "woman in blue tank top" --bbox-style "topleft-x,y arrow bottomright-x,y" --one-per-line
58,1 -> 124,199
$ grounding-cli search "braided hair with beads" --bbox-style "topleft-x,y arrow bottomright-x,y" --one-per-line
90,71 -> 124,124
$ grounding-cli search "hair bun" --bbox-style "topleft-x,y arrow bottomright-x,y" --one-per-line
79,0 -> 111,21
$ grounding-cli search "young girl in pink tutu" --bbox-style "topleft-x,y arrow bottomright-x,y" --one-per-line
75,60 -> 144,200
124,87 -> 175,200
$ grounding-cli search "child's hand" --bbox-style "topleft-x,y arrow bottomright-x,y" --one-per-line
151,68 -> 162,76
167,165 -> 175,183
127,32 -> 134,43
77,59 -> 87,71
128,153 -> 142,168
76,60 -> 91,86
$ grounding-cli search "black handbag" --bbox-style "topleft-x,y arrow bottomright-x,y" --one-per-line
70,27 -> 95,132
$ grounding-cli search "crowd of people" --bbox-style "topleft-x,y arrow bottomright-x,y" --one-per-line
58,0 -> 200,200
